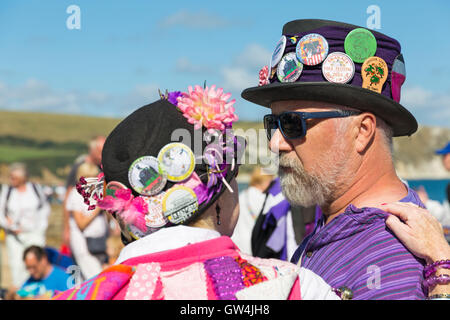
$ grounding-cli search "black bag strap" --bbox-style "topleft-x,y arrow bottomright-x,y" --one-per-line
30,183 -> 44,210
250,179 -> 279,258
3,185 -> 13,217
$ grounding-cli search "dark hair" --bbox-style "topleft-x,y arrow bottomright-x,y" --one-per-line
23,245 -> 47,261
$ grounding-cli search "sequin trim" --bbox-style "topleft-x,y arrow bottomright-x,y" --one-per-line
204,256 -> 244,300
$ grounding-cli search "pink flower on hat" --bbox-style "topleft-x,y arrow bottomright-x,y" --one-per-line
176,85 -> 238,131
258,65 -> 269,86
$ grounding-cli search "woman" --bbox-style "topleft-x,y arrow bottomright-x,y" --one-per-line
53,85 -> 339,300
0,163 -> 50,288
65,162 -> 109,280
231,166 -> 274,255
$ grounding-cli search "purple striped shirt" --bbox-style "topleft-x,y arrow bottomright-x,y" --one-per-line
291,187 -> 426,300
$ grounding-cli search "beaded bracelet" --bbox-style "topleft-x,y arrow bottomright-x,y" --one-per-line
423,274 -> 450,288
424,260 -> 450,278
428,293 -> 450,300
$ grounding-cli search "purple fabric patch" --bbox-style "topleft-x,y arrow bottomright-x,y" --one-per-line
273,25 -> 402,101
204,256 -> 244,300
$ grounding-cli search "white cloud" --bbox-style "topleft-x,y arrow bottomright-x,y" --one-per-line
234,43 -> 271,69
0,79 -> 161,117
219,43 -> 271,92
401,85 -> 450,127
175,57 -> 212,74
221,67 -> 255,92
158,10 -> 232,29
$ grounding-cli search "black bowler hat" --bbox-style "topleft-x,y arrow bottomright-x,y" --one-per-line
99,90 -> 242,243
241,19 -> 417,137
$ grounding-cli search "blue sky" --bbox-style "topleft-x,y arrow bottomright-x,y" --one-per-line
0,0 -> 449,127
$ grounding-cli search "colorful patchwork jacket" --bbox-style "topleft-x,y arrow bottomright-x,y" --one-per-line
52,235 -> 337,300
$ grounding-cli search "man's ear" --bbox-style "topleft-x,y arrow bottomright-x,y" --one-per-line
355,113 -> 376,153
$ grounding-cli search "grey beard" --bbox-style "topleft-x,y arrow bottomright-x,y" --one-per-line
278,154 -> 339,208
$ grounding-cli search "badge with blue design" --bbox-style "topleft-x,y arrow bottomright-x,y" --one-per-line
296,33 -> 329,66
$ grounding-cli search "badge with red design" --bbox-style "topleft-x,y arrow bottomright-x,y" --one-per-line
295,33 -> 329,66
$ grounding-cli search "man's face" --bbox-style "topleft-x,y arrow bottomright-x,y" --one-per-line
268,100 -> 354,207
24,253 -> 48,280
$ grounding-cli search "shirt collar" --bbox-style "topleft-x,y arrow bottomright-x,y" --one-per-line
115,226 -> 221,264
309,186 -> 424,249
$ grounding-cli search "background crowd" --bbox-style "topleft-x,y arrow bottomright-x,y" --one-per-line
0,136 -> 449,299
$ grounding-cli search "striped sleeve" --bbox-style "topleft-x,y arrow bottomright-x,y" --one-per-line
347,224 -> 426,300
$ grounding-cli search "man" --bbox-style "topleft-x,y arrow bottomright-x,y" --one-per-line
0,163 -> 50,288
242,19 -> 425,299
16,246 -> 70,299
62,136 -> 106,247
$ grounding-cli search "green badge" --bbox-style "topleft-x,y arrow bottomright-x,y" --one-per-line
344,28 -> 377,63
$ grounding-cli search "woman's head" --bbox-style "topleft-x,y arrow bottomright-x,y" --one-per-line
77,85 -> 243,244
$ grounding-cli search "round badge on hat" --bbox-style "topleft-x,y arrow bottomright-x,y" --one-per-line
321,52 -> 355,84
277,52 -> 303,83
104,181 -> 128,198
344,28 -> 377,63
157,143 -> 195,182
295,33 -> 329,66
128,156 -> 167,196
270,35 -> 287,67
162,186 -> 198,224
361,56 -> 388,93
143,192 -> 168,228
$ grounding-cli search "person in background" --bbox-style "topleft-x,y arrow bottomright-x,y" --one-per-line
416,142 -> 450,242
231,166 -> 274,254
65,162 -> 109,280
250,177 -> 312,261
12,245 -> 70,299
62,136 -> 106,250
0,163 -> 50,288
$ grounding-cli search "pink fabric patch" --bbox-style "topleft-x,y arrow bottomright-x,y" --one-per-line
52,265 -> 135,300
391,72 -> 406,103
160,263 -> 208,300
125,263 -> 161,300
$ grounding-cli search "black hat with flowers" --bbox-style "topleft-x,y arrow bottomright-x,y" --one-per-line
76,85 -> 243,244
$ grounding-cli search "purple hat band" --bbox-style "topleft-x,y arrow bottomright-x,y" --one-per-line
271,25 -> 402,102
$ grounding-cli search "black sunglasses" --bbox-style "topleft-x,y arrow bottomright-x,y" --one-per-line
263,110 -> 361,140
